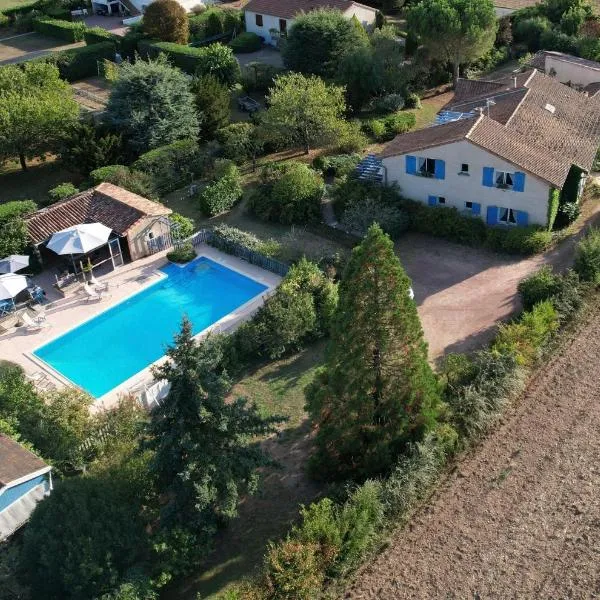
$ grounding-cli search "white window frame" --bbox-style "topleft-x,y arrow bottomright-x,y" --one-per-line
498,207 -> 518,225
418,157 -> 436,177
495,170 -> 514,189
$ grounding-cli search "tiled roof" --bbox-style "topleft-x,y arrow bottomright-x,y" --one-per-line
27,183 -> 171,245
0,435 -> 47,487
584,82 -> 600,96
530,51 -> 600,73
380,69 -> 600,188
243,0 -> 374,19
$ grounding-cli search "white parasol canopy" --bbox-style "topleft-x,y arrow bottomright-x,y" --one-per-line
46,223 -> 112,256
0,254 -> 29,274
0,274 -> 28,300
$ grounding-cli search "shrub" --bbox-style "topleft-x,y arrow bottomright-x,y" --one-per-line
404,92 -> 421,109
574,226 -> 600,283
143,0 -> 189,44
169,213 -> 194,240
43,42 -> 116,82
249,162 -> 324,224
167,243 -> 196,263
188,7 -> 242,40
557,201 -> 580,225
495,226 -> 553,255
212,224 -> 281,257
363,118 -> 387,140
493,300 -> 559,366
133,139 -> 205,194
539,28 -> 577,53
241,62 -> 282,93
373,93 -> 405,113
518,265 -> 561,311
84,26 -> 119,45
32,17 -> 86,42
342,197 -> 409,238
89,165 -> 158,200
512,16 -> 551,51
334,120 -> 368,153
0,13 -> 10,27
216,122 -> 262,164
192,73 -> 231,139
313,153 -> 361,177
199,160 -> 243,216
382,112 -> 416,135
229,31 -> 261,53
48,182 -> 79,203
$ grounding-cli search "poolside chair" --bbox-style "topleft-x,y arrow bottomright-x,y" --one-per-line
89,274 -> 109,293
20,312 -> 50,332
83,283 -> 105,302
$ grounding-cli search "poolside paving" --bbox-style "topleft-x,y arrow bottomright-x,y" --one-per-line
0,246 -> 281,411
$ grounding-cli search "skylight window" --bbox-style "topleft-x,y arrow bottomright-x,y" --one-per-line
544,103 -> 556,114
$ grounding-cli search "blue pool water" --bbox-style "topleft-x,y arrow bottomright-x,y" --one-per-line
34,257 -> 268,398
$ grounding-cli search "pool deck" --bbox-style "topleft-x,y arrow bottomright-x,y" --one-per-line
0,245 -> 281,411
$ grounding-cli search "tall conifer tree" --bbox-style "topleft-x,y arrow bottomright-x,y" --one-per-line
307,224 -> 440,480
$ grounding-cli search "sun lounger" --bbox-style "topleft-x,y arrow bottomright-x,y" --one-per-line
20,312 -> 50,332
83,283 -> 105,302
88,275 -> 109,292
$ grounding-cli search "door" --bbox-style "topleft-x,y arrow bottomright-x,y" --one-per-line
108,237 -> 124,268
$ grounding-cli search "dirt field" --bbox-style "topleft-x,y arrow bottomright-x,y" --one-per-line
345,296 -> 600,599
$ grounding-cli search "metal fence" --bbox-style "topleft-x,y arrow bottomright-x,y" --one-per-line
182,230 -> 290,277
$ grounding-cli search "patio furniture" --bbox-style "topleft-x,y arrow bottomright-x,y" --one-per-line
0,255 -> 29,274
83,283 -> 106,302
88,274 -> 109,292
0,311 -> 21,333
20,312 -> 50,332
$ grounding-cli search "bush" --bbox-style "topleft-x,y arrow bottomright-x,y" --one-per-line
84,26 -> 119,45
229,31 -> 261,53
404,92 -> 421,109
199,160 -> 242,216
188,7 -> 242,40
89,165 -> 158,200
48,182 -> 79,203
363,112 -> 416,141
313,153 -> 361,177
539,28 -> 577,53
334,120 -> 368,153
574,226 -> 600,283
493,300 -> 559,366
32,17 -> 86,42
169,213 -> 194,241
241,62 -> 282,93
363,118 -> 387,140
212,224 -> 281,257
342,197 -> 409,238
133,139 -> 206,195
557,201 -> 580,225
518,265 -> 561,311
167,243 -> 196,263
216,122 -> 262,164
249,162 -> 324,224
494,226 -> 553,255
42,42 -> 116,82
373,93 -> 405,113
0,13 -> 9,27
512,16 -> 551,51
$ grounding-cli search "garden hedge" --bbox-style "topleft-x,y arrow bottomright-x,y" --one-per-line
138,39 -> 204,74
33,17 -> 86,42
44,41 -> 116,82
229,31 -> 261,53
1,0 -> 39,22
84,26 -> 120,46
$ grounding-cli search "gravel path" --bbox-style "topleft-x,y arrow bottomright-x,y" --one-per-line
345,299 -> 600,599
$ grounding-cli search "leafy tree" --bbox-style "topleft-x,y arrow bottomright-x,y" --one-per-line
199,159 -> 243,216
408,0 -> 497,83
48,182 -> 79,203
262,73 -> 347,154
282,9 -> 370,78
144,320 -> 282,551
191,73 -> 230,139
337,46 -> 382,112
142,0 -> 189,44
194,43 -> 240,87
61,122 -> 124,176
106,55 -> 199,153
89,165 -> 158,200
306,224 -> 441,480
0,200 -> 36,257
541,0 -> 592,23
216,122 -> 265,166
169,212 -> 194,240
0,61 -> 78,171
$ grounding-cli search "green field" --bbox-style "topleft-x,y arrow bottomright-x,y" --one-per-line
0,0 -> 34,13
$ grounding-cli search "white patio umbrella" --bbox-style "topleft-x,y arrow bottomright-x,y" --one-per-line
0,274 -> 28,301
0,254 -> 29,274
46,223 -> 112,256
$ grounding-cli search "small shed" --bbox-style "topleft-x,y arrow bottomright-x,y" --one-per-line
0,435 -> 52,540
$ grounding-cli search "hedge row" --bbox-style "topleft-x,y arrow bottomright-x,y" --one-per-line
36,41 -> 116,82
33,17 -> 86,42
84,26 -> 120,46
138,39 -> 202,74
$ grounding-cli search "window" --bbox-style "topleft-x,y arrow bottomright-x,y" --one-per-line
279,18 -> 287,32
255,14 -> 263,26
465,201 -> 472,209
438,197 -> 446,204
499,207 -> 518,225
460,163 -> 469,174
495,171 -> 514,189
418,157 -> 436,177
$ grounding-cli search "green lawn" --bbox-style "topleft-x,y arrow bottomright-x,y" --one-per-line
0,0 -> 32,11
0,158 -> 82,205
163,342 -> 327,600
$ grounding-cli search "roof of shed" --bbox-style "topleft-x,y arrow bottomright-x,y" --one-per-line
0,435 -> 48,487
380,69 -> 600,188
243,0 -> 375,19
26,182 -> 171,246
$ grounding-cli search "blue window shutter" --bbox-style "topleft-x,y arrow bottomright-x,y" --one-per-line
516,210 -> 529,226
405,155 -> 417,175
486,205 -> 498,225
428,195 -> 437,206
471,202 -> 481,216
434,159 -> 445,180
482,167 -> 494,187
513,172 -> 525,192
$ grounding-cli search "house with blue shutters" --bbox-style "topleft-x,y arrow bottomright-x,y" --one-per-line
0,435 -> 52,541
380,69 -> 600,228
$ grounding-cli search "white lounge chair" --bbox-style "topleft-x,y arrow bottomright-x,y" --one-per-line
88,274 -> 109,292
83,283 -> 105,302
21,312 -> 50,332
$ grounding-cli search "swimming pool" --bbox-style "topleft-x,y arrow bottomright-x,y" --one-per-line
34,257 -> 268,398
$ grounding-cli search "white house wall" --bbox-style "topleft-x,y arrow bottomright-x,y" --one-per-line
382,139 -> 551,226
343,4 -> 377,26
545,56 -> 600,88
244,10 -> 288,45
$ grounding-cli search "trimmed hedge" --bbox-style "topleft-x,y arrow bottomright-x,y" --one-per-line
229,31 -> 261,53
1,0 -> 38,22
33,17 -> 86,42
84,26 -> 120,46
40,41 -> 116,82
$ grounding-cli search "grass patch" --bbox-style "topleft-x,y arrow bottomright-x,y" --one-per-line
0,0 -> 31,11
0,158 -> 81,205
164,343 -> 327,600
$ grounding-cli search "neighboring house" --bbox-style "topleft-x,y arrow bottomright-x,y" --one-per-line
379,69 -> 600,228
26,182 -> 173,265
0,435 -> 52,541
244,0 -> 377,46
494,0 -> 600,16
530,51 -> 600,94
